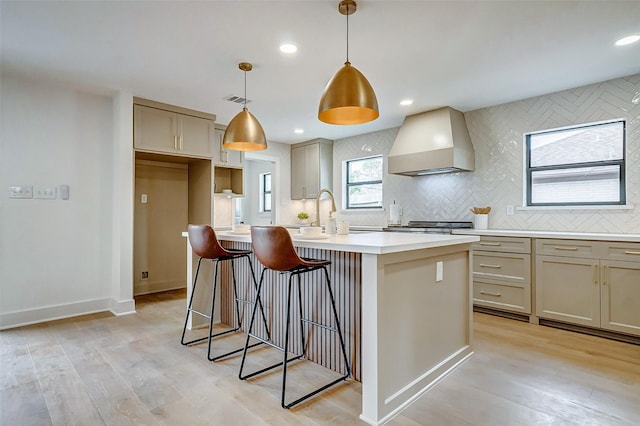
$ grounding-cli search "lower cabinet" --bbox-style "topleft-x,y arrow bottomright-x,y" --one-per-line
536,239 -> 640,337
472,236 -> 532,315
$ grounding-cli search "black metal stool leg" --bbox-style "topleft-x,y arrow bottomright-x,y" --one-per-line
206,260 -> 221,361
322,266 -> 351,377
239,268 -> 266,379
281,273 -> 295,408
246,255 -> 271,340
230,258 -> 243,328
296,272 -> 307,357
280,266 -> 351,409
181,258 -> 203,346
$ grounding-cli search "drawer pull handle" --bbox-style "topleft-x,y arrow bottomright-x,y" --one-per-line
624,250 -> 640,255
479,264 -> 501,269
479,242 -> 502,246
554,246 -> 579,251
480,290 -> 501,297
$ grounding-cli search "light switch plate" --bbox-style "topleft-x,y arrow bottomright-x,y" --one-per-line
34,186 -> 57,199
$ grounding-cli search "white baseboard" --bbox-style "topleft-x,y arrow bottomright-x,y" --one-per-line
0,297 -> 136,330
134,280 -> 185,296
110,298 -> 136,316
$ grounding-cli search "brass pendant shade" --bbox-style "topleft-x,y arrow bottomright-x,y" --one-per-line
223,62 -> 267,151
318,0 -> 378,125
318,61 -> 379,125
222,107 -> 267,151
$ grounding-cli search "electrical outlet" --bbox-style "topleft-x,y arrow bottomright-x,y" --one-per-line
8,186 -> 33,199
141,271 -> 149,280
506,205 -> 515,215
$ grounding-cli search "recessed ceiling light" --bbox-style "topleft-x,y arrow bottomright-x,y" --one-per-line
280,43 -> 297,53
615,35 -> 640,46
400,99 -> 413,106
294,128 -> 304,134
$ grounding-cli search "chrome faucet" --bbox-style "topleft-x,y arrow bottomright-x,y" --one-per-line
314,188 -> 337,227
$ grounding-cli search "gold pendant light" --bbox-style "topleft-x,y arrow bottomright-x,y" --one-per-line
318,0 -> 379,125
223,62 -> 267,151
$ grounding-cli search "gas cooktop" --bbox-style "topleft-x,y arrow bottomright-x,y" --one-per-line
383,221 -> 473,234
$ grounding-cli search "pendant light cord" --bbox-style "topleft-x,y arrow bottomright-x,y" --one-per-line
346,5 -> 350,62
243,69 -> 247,108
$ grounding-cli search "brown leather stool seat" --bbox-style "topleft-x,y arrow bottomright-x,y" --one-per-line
181,224 -> 269,361
239,226 -> 350,408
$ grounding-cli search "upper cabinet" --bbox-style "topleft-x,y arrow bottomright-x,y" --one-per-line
213,126 -> 244,167
291,138 -> 333,200
133,102 -> 215,159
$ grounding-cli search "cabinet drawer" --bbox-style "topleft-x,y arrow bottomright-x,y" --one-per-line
473,280 -> 530,313
602,241 -> 640,263
471,236 -> 531,254
473,252 -> 530,283
536,239 -> 600,259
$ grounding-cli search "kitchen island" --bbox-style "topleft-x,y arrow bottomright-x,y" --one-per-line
183,230 -> 479,425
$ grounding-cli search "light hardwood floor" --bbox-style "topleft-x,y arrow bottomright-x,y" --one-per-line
2,289 -> 639,425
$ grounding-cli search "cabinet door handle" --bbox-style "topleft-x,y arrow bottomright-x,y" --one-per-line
174,135 -> 178,150
480,290 -> 501,297
602,265 -> 607,286
593,264 -> 598,285
179,136 -> 183,150
479,242 -> 502,246
554,246 -> 579,251
624,250 -> 640,255
479,264 -> 501,269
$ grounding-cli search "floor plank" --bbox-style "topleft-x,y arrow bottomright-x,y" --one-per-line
1,289 -> 639,425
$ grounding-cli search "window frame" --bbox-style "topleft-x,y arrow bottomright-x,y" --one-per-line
525,119 -> 626,207
345,155 -> 384,210
260,172 -> 271,213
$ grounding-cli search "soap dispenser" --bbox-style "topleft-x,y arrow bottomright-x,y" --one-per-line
326,211 -> 337,234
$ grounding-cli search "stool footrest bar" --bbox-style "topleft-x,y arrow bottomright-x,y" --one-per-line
300,318 -> 338,333
210,340 -> 265,361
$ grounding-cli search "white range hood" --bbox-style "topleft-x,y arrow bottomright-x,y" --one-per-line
388,107 -> 475,176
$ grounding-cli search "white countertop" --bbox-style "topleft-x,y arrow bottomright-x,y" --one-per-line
185,230 -> 479,255
453,229 -> 640,243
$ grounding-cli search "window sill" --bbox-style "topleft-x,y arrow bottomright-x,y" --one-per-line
340,208 -> 385,214
517,204 -> 634,211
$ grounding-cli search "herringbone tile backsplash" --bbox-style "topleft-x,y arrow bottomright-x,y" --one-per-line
323,74 -> 640,234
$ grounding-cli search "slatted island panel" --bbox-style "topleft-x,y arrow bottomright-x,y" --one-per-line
219,240 -> 362,380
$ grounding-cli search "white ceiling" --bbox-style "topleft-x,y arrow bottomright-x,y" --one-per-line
2,1 -> 639,144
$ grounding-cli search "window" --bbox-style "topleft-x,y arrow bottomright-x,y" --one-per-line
260,173 -> 271,212
345,155 -> 383,209
525,120 -> 625,206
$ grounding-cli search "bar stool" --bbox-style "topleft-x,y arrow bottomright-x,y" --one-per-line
239,225 -> 350,409
181,224 -> 270,361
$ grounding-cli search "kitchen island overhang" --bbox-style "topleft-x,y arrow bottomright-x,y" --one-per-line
182,230 -> 479,425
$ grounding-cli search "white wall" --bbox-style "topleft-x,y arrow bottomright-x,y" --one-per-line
0,75 -> 134,328
332,74 -> 640,233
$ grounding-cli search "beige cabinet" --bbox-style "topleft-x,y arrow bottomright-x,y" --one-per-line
601,260 -> 640,335
291,139 -> 333,199
134,104 -> 215,158
213,126 -> 244,167
536,239 -> 640,336
472,236 -> 532,315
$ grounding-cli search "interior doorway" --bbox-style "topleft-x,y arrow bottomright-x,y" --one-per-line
237,156 -> 277,226
133,153 -> 212,296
